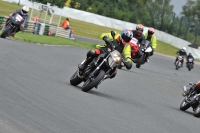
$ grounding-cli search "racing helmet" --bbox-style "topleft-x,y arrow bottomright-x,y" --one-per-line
21,6 -> 29,15
182,47 -> 186,51
136,24 -> 144,36
148,27 -> 155,35
121,29 -> 133,44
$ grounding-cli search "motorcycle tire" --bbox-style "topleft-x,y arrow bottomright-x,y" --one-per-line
194,105 -> 200,117
175,61 -> 179,70
70,70 -> 83,86
180,99 -> 190,111
82,70 -> 105,92
136,55 -> 143,68
0,25 -> 12,38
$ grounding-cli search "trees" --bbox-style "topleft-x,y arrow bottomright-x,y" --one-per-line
29,0 -> 66,8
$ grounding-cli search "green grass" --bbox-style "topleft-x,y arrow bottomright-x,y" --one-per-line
12,32 -> 96,49
0,0 -> 199,62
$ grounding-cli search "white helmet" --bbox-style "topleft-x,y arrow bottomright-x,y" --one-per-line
182,47 -> 186,51
21,6 -> 29,15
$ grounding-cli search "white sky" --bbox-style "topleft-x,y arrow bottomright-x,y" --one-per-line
170,0 -> 187,15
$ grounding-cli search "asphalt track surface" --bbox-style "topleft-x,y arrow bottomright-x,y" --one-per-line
0,37 -> 200,133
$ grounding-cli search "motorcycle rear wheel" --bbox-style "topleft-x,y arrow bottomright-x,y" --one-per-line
82,70 -> 105,92
194,105 -> 200,117
180,99 -> 190,111
0,25 -> 13,38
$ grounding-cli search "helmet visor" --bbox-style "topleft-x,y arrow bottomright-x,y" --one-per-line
22,10 -> 28,15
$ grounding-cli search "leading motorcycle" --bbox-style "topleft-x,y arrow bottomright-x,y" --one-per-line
1,13 -> 24,38
180,82 -> 200,117
175,55 -> 183,70
70,31 -> 122,92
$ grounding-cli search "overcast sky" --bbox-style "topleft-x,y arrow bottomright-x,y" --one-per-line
170,0 -> 187,15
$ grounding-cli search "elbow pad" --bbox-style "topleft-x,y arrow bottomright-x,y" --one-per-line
103,36 -> 112,45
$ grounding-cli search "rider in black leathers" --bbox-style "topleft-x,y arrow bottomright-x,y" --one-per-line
174,47 -> 187,67
131,24 -> 145,59
186,53 -> 194,66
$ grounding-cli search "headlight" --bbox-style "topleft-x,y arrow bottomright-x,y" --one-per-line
113,54 -> 121,63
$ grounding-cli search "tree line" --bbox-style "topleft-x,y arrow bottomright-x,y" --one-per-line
30,0 -> 200,44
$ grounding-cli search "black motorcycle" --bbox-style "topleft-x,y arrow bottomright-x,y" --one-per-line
186,58 -> 194,71
70,32 -> 122,92
1,13 -> 24,38
132,40 -> 153,68
180,82 -> 200,117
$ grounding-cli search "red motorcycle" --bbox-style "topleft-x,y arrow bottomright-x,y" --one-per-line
129,37 -> 139,58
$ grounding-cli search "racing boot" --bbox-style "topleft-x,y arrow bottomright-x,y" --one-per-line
78,57 -> 92,71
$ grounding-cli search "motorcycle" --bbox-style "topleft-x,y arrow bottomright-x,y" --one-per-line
175,55 -> 183,70
186,58 -> 194,71
1,13 -> 24,38
133,40 -> 152,68
70,31 -> 122,92
180,82 -> 200,117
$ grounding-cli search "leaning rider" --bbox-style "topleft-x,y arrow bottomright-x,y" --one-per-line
78,29 -> 133,78
6,6 -> 29,37
174,47 -> 187,67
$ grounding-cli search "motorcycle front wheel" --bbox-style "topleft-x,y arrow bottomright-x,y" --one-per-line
0,25 -> 13,38
136,55 -> 144,68
70,70 -> 83,86
180,99 -> 190,111
82,70 -> 105,92
175,61 -> 180,70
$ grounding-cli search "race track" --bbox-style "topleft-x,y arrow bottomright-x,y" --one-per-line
0,38 -> 200,133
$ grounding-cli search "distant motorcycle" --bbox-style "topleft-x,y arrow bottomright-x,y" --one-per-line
70,31 -> 122,92
1,13 -> 24,38
175,55 -> 183,70
180,82 -> 200,117
186,58 -> 194,71
133,40 -> 152,68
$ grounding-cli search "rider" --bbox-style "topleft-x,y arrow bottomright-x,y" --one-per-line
78,29 -> 133,78
131,24 -> 145,59
186,52 -> 194,66
174,47 -> 187,67
184,81 -> 200,96
132,24 -> 145,44
144,27 -> 157,56
7,6 -> 29,37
